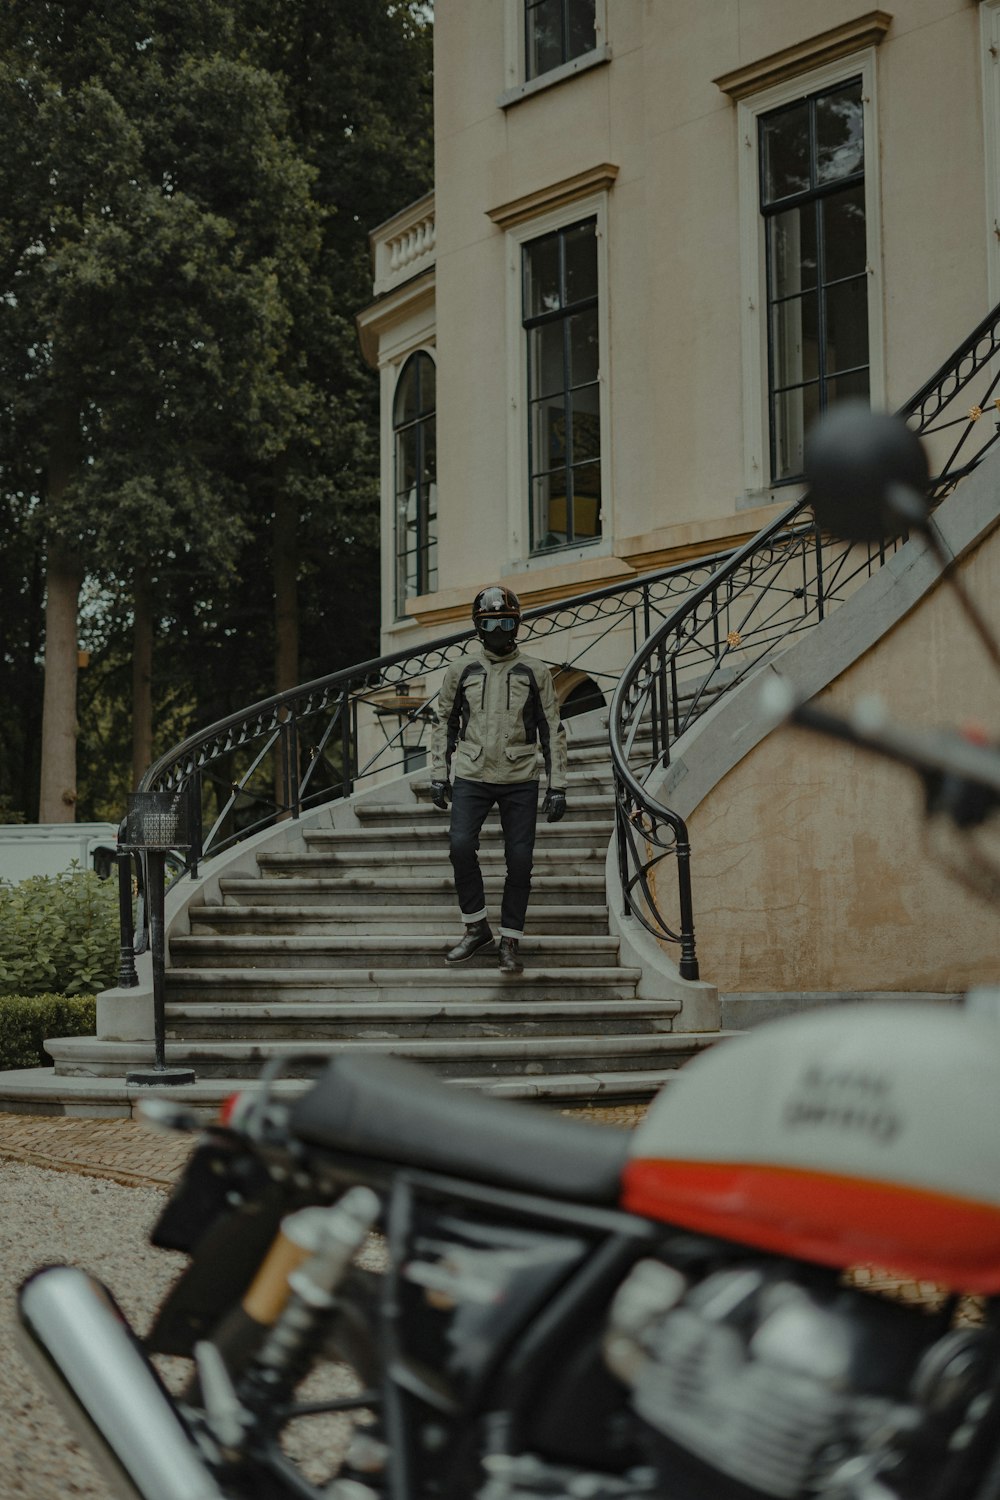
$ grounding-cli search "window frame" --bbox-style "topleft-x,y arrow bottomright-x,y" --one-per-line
501,0 -> 609,106
736,51 -> 884,501
391,349 -> 437,620
503,191 -> 612,569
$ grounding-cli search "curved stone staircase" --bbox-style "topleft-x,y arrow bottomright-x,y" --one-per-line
2,716 -> 726,1117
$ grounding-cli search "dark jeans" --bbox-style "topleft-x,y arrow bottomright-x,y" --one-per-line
449,778 -> 539,937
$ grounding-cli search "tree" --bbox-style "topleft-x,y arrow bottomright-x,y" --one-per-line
0,0 -> 321,815
0,0 -> 434,821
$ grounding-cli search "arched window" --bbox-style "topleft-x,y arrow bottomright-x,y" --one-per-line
393,352 -> 437,616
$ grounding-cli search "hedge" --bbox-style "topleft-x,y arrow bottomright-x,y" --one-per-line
0,993 -> 97,1070
0,866 -> 122,996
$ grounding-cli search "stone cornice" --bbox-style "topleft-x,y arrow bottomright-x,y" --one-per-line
487,163 -> 619,230
713,10 -> 893,101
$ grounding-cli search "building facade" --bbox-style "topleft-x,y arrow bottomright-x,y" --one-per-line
359,0 -> 1000,663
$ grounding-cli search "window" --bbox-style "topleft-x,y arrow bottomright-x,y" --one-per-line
523,218 -> 602,553
525,0 -> 597,81
393,352 -> 436,615
760,77 -> 869,482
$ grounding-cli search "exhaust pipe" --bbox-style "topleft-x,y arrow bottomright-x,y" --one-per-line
17,1265 -> 225,1500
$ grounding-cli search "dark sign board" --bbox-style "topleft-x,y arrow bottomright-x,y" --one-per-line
123,789 -> 196,850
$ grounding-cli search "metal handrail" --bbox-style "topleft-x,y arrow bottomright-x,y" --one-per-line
121,542 -> 755,959
609,301 -> 1000,980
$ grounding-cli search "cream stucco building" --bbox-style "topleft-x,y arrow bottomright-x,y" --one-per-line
357,0 -> 1000,1004
360,1 -> 1000,645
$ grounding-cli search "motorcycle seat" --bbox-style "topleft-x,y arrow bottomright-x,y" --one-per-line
287,1054 -> 630,1205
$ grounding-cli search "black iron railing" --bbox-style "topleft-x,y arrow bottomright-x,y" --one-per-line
609,301 -> 1000,980
119,547 -> 757,962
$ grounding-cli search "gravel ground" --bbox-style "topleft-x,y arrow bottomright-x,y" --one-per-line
0,1160 -> 185,1500
0,1105 -> 647,1499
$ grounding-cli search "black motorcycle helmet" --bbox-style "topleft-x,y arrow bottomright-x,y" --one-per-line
472,585 -> 521,656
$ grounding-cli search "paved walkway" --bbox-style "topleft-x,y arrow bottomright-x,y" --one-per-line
0,1112 -> 196,1188
0,1102 -> 647,1191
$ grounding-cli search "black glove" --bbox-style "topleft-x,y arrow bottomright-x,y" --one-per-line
430,779 -> 452,811
543,788 -> 566,823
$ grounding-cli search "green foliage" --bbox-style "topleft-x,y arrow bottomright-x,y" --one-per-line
0,0 -> 434,816
0,993 -> 96,1070
0,868 -> 122,997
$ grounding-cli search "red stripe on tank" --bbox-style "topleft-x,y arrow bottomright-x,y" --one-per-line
622,1158 -> 1000,1293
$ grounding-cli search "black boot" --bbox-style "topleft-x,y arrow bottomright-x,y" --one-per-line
498,936 -> 523,975
445,919 -> 494,964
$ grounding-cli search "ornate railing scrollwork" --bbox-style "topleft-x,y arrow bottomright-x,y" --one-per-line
609,300 -> 1000,980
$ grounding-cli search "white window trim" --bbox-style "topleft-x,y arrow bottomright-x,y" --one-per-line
502,190 -> 612,572
736,49 -> 884,501
502,0 -> 609,98
981,1 -> 1000,307
378,338 -> 436,633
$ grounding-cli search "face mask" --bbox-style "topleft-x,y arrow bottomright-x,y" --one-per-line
478,619 -> 518,653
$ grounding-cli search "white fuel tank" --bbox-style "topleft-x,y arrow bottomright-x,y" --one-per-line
621,1003 -> 1000,1291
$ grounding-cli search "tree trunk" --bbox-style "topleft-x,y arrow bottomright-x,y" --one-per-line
38,539 -> 83,822
274,487 -> 299,813
38,405 -> 82,824
274,488 -> 299,695
132,567 -> 154,789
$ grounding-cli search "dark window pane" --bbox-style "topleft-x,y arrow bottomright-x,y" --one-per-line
762,100 -> 809,204
394,361 -> 419,426
531,398 -> 567,474
529,322 -> 565,399
772,292 -> 819,386
563,219 -> 597,305
568,307 -> 599,386
524,232 -> 562,318
769,204 -> 817,297
772,382 -> 820,481
526,0 -> 562,79
567,0 -> 597,60
393,351 -> 435,425
417,355 -> 436,415
828,368 -> 870,406
816,80 -> 863,184
533,471 -> 567,550
822,185 -> 866,282
571,462 -> 602,539
422,422 -> 437,481
396,428 -> 417,493
824,277 -> 869,372
570,384 -> 600,462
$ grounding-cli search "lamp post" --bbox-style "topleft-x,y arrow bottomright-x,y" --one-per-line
121,788 -> 197,1087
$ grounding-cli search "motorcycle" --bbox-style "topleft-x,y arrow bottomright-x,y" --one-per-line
17,404 -> 1000,1500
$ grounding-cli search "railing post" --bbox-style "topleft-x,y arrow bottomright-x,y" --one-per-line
116,847 -> 139,989
674,821 -> 700,981
188,775 -> 202,878
288,714 -> 301,819
340,689 -> 353,800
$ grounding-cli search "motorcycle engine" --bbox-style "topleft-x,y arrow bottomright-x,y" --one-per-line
604,1258 -> 1000,1500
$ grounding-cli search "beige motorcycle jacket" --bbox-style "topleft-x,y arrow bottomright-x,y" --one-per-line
430,644 -> 568,789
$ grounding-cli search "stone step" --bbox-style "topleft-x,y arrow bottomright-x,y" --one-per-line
190,903 -> 610,936
301,820 -> 613,852
165,965 -> 641,1004
164,996 -> 679,1040
47,1031 -> 718,1081
168,933 -> 621,971
357,794 -> 613,825
220,875 -> 608,906
258,848 -> 606,879
0,1060 -> 698,1117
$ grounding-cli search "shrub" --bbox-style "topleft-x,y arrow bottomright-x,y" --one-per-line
0,866 -> 122,996
0,993 -> 97,1069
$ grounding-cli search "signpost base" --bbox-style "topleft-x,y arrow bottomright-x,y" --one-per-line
126,1068 -> 197,1087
